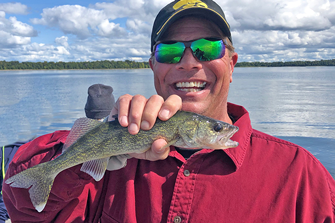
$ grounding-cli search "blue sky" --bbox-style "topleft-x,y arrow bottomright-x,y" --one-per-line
1,0 -> 335,62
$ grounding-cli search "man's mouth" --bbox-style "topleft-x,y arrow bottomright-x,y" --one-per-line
175,81 -> 207,92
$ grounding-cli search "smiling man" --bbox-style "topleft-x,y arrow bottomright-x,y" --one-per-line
3,0 -> 335,222
151,16 -> 236,121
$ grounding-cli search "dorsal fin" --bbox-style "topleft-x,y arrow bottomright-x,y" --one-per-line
63,118 -> 102,152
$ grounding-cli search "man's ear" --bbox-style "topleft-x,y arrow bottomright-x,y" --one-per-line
230,52 -> 238,83
231,52 -> 238,68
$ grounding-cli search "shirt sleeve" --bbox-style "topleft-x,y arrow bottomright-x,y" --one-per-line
2,130 -> 106,223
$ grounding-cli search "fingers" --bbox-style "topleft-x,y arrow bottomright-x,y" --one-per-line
136,94 -> 182,130
158,94 -> 182,121
111,94 -> 182,134
108,94 -> 132,124
140,95 -> 164,130
126,95 -> 147,134
129,139 -> 170,161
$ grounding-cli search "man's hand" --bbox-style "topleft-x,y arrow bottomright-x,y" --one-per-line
108,94 -> 182,161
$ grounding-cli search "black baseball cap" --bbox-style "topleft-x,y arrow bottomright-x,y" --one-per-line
151,0 -> 232,52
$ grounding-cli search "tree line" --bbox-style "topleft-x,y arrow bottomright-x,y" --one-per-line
235,59 -> 335,67
0,59 -> 335,70
0,60 -> 150,70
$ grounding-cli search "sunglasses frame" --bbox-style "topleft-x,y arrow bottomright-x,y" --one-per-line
153,37 -> 228,64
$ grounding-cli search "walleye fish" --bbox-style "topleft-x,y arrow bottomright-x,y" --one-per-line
6,111 -> 239,212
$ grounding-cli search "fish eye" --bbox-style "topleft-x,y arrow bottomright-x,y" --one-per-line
213,123 -> 223,132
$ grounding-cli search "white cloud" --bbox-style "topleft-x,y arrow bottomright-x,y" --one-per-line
93,2 -> 134,20
8,16 -> 37,37
0,30 -> 31,47
29,0 -> 173,35
126,18 -> 152,35
263,3 -> 331,31
93,0 -> 169,20
0,11 -> 36,49
31,5 -> 104,39
55,36 -> 69,47
66,34 -> 150,61
30,4 -> 132,39
233,27 -> 335,62
97,19 -> 128,37
29,1 -> 163,39
0,42 -> 71,62
0,2 -> 29,15
218,0 -> 333,31
56,46 -> 70,55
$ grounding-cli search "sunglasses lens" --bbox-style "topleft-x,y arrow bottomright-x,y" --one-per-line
191,39 -> 225,61
155,42 -> 185,63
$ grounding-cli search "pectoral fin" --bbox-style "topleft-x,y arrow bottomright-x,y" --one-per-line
160,138 -> 179,150
80,157 -> 109,181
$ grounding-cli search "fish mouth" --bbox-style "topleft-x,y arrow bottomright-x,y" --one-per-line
175,81 -> 207,92
218,126 -> 239,143
229,126 -> 239,137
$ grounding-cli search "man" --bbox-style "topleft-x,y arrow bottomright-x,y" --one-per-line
3,0 -> 335,222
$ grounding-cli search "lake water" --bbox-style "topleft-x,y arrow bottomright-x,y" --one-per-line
0,67 -> 334,178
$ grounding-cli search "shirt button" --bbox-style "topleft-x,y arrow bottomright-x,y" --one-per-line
174,216 -> 182,223
183,169 -> 190,177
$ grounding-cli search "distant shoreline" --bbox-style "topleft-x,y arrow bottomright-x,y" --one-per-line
0,59 -> 334,70
0,60 -> 150,70
235,59 -> 335,67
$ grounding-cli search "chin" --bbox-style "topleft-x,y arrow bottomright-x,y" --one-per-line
181,102 -> 206,115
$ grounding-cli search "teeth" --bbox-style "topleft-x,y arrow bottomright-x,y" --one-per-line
176,82 -> 206,88
175,82 -> 207,92
179,88 -> 200,92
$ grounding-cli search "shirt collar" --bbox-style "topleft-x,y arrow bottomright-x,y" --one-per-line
224,102 -> 253,170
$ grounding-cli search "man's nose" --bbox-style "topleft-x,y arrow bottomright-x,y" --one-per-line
176,48 -> 202,70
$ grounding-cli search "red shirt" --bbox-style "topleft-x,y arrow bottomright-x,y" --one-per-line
3,103 -> 335,223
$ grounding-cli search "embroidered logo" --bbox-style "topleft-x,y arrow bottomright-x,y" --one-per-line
173,0 -> 208,10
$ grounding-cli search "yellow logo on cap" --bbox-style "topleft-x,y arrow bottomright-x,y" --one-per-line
173,0 -> 208,10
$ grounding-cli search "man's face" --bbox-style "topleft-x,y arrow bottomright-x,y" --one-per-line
149,17 -> 238,122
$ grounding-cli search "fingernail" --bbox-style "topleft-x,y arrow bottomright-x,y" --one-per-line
157,143 -> 169,153
159,109 -> 170,120
120,116 -> 128,126
157,147 -> 166,153
140,120 -> 150,130
129,123 -> 139,134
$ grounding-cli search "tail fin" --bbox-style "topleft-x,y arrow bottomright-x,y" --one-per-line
5,163 -> 57,212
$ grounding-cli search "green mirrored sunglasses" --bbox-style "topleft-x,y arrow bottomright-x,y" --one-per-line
153,38 -> 226,64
